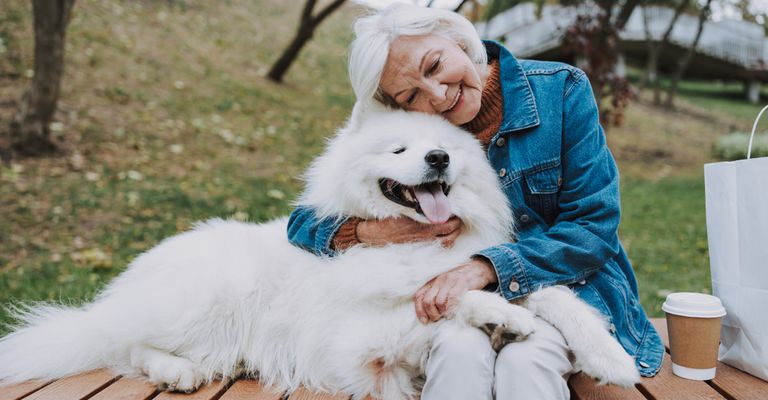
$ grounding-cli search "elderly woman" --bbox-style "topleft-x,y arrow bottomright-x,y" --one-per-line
287,4 -> 663,400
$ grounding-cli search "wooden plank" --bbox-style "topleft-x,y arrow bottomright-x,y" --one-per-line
0,380 -> 51,400
287,386 -> 349,400
153,380 -> 228,400
21,370 -> 118,400
708,362 -> 768,400
638,353 -> 725,399
568,372 -> 646,400
219,380 -> 283,400
651,318 -> 768,399
89,377 -> 157,400
651,318 -> 670,349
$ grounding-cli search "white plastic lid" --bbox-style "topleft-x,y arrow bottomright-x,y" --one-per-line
662,292 -> 726,318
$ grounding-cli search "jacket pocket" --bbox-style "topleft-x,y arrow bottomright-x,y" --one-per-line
521,163 -> 561,225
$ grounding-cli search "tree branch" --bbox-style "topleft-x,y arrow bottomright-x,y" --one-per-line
614,0 -> 640,30
301,0 -> 317,25
312,0 -> 346,25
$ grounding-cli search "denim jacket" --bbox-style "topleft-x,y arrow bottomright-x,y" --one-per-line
286,41 -> 663,377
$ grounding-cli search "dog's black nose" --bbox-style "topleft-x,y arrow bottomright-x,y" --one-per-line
425,150 -> 450,171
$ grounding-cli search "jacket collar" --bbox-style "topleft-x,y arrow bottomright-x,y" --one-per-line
483,41 -> 540,134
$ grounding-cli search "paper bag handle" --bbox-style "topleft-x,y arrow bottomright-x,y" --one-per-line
748,104 -> 768,159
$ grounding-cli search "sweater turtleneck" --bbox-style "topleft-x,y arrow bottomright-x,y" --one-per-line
461,57 -> 504,146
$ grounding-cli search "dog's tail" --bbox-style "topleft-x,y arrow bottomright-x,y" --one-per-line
0,302 -> 111,385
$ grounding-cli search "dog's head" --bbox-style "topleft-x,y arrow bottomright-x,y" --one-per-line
299,107 -> 514,244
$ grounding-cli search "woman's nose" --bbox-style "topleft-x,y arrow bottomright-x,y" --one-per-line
424,81 -> 447,105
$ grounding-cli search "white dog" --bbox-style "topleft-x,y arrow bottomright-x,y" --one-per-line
0,109 -> 639,399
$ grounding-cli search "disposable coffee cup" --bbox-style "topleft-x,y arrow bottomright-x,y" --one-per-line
662,292 -> 726,380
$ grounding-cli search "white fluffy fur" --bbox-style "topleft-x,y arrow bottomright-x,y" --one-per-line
0,109 -> 639,399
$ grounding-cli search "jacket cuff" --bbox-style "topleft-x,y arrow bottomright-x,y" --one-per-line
316,217 -> 349,257
474,245 -> 530,301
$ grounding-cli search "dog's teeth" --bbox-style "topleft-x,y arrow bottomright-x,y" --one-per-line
404,188 -> 415,202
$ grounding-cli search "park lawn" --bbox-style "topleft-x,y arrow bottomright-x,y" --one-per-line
0,0 -> 764,332
0,0 -> 356,332
619,177 -> 709,317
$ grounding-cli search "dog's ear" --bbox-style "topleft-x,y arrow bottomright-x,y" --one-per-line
347,100 -> 390,133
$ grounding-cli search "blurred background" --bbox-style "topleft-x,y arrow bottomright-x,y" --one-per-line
0,0 -> 766,332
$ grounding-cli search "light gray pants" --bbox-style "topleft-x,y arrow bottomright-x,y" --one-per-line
421,317 -> 574,400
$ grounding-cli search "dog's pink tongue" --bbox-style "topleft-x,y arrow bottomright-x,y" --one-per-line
414,184 -> 451,224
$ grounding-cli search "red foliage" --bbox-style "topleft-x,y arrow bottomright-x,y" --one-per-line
562,5 -> 635,127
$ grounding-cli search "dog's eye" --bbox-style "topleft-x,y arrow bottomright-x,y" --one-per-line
392,147 -> 406,154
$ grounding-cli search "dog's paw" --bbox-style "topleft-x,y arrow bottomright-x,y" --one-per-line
474,305 -> 536,352
491,304 -> 536,338
455,291 -> 536,344
479,322 -> 528,352
575,339 -> 640,387
147,356 -> 205,393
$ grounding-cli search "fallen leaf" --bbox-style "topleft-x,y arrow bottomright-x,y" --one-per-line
267,189 -> 285,200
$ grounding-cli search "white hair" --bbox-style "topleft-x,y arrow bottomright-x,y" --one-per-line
348,3 -> 487,108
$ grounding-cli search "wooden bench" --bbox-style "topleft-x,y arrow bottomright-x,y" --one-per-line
1,319 -> 766,400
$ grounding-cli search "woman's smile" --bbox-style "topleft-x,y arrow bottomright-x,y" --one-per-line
442,85 -> 463,115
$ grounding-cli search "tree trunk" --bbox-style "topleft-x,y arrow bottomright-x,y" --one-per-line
266,0 -> 346,83
561,0 -> 639,128
665,0 -> 712,108
639,5 -> 655,88
652,0 -> 690,105
9,0 -> 76,156
267,24 -> 314,83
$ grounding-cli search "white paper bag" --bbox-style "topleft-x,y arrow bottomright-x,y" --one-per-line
704,104 -> 768,380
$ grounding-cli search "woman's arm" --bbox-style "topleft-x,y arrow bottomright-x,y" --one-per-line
476,73 -> 620,301
287,206 -> 464,256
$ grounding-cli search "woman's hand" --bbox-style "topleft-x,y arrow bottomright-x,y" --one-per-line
413,258 -> 498,323
356,216 -> 462,248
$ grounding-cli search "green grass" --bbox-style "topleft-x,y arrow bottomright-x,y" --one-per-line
620,177 -> 710,317
0,170 -> 302,330
675,81 -> 768,122
626,66 -> 768,123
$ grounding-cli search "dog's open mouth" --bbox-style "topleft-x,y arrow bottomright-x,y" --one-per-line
379,178 -> 452,224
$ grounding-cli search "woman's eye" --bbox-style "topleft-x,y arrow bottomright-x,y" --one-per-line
427,58 -> 440,75
406,91 -> 417,105
392,147 -> 406,154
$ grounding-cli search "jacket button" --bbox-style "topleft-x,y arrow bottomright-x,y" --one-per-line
499,168 -> 506,177
557,176 -> 563,187
496,137 -> 506,147
519,214 -> 530,223
578,279 -> 586,285
508,280 -> 520,292
609,323 -> 617,333
639,361 -> 650,369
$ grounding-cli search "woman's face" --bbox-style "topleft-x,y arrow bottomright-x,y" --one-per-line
379,34 -> 485,126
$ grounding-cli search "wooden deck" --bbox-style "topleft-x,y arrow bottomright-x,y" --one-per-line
1,319 -> 766,400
